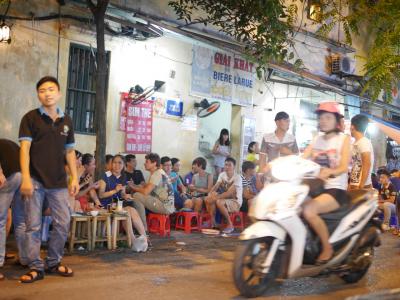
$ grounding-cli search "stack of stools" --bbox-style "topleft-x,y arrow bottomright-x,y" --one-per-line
175,212 -> 201,233
91,213 -> 112,250
69,214 -> 92,252
147,213 -> 170,237
111,212 -> 133,249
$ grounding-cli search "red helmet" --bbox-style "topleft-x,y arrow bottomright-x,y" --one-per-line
315,101 -> 343,117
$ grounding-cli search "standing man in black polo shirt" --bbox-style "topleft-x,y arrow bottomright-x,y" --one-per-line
18,76 -> 79,283
0,139 -> 29,280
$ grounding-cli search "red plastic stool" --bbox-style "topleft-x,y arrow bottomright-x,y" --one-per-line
222,212 -> 245,231
242,212 -> 251,226
147,213 -> 170,237
175,212 -> 200,233
199,212 -> 212,229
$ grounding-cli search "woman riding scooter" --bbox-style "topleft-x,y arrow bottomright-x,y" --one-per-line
302,101 -> 351,264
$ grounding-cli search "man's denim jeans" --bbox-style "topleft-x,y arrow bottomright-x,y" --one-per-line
0,172 -> 28,266
24,178 -> 70,271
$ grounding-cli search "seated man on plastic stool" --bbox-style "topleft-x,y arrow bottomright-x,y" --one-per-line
378,170 -> 398,231
205,157 -> 242,234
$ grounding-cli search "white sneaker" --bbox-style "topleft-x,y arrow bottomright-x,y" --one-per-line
132,235 -> 148,252
382,224 -> 389,231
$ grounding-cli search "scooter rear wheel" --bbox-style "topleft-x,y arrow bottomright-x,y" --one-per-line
339,245 -> 374,284
233,237 -> 281,298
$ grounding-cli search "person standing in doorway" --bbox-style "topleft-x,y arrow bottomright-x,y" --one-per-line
212,129 -> 231,178
259,112 -> 299,173
349,114 -> 374,190
18,76 -> 79,283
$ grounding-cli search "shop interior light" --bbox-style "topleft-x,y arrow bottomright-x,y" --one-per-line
367,123 -> 377,135
0,22 -> 11,44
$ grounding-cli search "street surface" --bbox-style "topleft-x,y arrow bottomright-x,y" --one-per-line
1,232 -> 399,300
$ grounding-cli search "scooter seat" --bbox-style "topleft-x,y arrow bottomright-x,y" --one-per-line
348,189 -> 370,206
320,190 -> 370,223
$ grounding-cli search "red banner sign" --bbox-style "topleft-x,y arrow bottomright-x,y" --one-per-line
119,93 -> 128,131
125,99 -> 153,154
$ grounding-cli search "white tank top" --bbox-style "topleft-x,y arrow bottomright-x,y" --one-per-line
310,133 -> 348,190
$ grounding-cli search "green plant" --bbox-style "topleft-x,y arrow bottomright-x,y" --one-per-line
169,0 -> 303,77
317,0 -> 400,102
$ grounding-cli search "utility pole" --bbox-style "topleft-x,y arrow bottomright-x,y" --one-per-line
87,0 -> 109,179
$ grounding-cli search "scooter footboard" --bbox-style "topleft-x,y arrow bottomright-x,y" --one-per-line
240,221 -> 286,241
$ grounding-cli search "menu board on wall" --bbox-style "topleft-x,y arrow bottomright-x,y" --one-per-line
125,100 -> 153,154
191,45 -> 254,106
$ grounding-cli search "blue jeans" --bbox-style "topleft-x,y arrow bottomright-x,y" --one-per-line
24,178 -> 70,271
382,202 -> 397,225
0,172 -> 28,266
174,191 -> 187,210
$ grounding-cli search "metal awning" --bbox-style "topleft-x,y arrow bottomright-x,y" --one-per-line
363,113 -> 400,144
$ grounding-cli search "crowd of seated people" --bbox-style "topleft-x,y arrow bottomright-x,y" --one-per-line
26,142 -> 268,257
42,134 -> 400,258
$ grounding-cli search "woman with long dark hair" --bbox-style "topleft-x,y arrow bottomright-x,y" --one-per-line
98,155 -> 148,252
212,129 -> 231,177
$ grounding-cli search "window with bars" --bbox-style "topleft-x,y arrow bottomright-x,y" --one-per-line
65,43 -> 110,134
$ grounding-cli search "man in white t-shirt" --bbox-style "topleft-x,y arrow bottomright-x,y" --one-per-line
349,114 -> 374,189
204,157 -> 242,234
259,111 -> 299,173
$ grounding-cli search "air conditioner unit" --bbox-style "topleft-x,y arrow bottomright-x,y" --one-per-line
330,54 -> 355,75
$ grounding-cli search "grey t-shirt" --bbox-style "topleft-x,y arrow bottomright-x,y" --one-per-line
260,132 -> 299,162
149,169 -> 175,211
192,172 -> 210,196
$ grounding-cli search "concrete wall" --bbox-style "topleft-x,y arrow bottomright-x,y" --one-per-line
0,0 -> 268,175
0,0 -> 385,174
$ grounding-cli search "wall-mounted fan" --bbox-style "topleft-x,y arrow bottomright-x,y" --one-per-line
128,80 -> 165,105
194,99 -> 220,118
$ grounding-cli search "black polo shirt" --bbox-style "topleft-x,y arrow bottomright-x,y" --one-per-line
125,169 -> 145,185
0,139 -> 20,178
19,107 -> 75,189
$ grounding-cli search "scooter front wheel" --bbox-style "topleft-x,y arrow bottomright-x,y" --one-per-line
233,237 -> 281,298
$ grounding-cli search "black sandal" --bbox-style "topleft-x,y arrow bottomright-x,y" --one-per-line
20,270 -> 44,283
45,264 -> 74,277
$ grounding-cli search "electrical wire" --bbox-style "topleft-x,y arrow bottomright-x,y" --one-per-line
15,20 -> 192,66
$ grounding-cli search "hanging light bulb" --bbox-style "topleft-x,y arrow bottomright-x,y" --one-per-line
0,22 -> 11,44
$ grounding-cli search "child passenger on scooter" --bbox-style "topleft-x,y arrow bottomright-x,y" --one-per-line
302,101 -> 351,265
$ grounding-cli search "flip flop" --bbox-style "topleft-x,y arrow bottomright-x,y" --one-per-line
315,254 -> 333,266
5,253 -> 15,260
201,228 -> 220,235
222,227 -> 234,234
